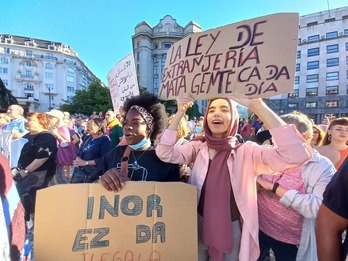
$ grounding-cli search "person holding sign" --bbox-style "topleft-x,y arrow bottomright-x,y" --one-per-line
99,93 -> 180,191
155,94 -> 313,261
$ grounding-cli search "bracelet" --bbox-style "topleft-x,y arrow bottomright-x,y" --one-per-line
272,182 -> 280,194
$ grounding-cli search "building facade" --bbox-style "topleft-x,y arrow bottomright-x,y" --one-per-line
0,34 -> 98,112
265,6 -> 348,123
132,15 -> 207,114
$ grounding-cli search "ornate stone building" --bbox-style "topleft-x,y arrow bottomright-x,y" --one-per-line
0,34 -> 98,112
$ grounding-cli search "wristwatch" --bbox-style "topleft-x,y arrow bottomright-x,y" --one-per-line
23,169 -> 29,174
85,161 -> 89,166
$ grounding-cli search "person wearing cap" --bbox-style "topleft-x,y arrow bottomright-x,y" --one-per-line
46,109 -> 72,184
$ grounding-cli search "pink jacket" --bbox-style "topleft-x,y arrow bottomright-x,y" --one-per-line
156,124 -> 313,261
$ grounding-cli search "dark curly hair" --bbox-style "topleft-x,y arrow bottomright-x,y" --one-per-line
123,93 -> 167,142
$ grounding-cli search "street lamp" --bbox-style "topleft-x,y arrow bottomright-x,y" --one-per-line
46,84 -> 52,110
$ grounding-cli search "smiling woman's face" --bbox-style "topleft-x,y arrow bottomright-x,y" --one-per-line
123,109 -> 149,145
206,99 -> 232,138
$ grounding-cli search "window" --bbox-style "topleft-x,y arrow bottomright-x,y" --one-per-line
325,101 -> 338,107
0,57 -> 8,64
137,64 -> 140,74
288,89 -> 299,98
153,55 -> 158,63
305,102 -> 317,108
45,63 -> 53,69
326,72 -> 339,81
326,31 -> 338,39
24,83 -> 34,91
306,74 -> 318,83
308,48 -> 319,57
25,70 -> 32,78
3,48 -> 10,54
2,79 -> 8,86
346,56 -> 348,65
136,52 -> 140,61
163,43 -> 172,49
295,63 -> 300,71
307,61 -> 319,70
0,67 -> 8,74
288,103 -> 298,109
294,76 -> 299,84
66,76 -> 74,82
327,44 -> 338,54
162,54 -> 167,63
296,51 -> 301,59
326,86 -> 338,95
67,67 -> 74,74
137,41 -> 140,48
67,86 -> 75,92
345,29 -> 348,35
308,35 -> 319,42
327,58 -> 339,67
153,79 -> 159,94
25,61 -> 32,67
346,43 -> 348,51
297,38 -> 301,45
25,50 -> 32,57
153,66 -> 158,74
25,93 -> 34,98
45,72 -> 53,79
306,87 -> 318,96
154,44 -> 159,49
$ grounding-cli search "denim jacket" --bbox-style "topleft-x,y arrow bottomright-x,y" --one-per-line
280,150 -> 335,261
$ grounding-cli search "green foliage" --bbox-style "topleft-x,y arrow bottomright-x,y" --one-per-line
186,102 -> 201,119
0,78 -> 18,110
60,81 -> 112,115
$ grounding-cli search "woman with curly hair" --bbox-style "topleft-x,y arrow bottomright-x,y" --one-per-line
99,93 -> 180,191
317,117 -> 348,169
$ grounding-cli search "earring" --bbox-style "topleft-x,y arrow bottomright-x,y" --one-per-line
328,134 -> 331,142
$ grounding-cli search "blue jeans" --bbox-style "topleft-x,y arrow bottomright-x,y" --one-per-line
258,230 -> 298,261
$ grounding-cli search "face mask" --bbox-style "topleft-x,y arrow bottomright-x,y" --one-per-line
129,137 -> 150,150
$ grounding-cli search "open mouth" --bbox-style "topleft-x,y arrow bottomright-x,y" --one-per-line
212,120 -> 223,125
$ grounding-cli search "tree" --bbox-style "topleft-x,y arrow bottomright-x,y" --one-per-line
60,81 -> 112,115
0,78 -> 18,111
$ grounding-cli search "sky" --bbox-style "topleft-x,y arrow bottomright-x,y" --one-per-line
1,0 -> 347,85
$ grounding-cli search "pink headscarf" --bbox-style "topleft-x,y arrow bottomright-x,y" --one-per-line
200,98 -> 241,260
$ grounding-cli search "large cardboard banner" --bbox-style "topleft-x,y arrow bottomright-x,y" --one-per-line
35,182 -> 198,261
107,53 -> 139,114
159,13 -> 299,100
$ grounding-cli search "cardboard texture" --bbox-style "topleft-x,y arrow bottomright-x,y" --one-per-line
35,182 -> 198,261
159,13 -> 299,100
107,53 -> 139,114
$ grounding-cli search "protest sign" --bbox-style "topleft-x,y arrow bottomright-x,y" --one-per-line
159,13 -> 299,100
107,53 -> 139,114
35,182 -> 198,261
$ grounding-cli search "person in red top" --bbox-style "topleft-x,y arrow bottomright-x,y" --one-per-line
240,118 -> 254,141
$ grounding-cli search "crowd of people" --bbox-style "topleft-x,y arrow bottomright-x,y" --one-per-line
1,95 -> 348,261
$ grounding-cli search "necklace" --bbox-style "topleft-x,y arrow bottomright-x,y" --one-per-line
131,148 -> 149,170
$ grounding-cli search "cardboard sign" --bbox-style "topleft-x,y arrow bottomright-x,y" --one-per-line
107,53 -> 139,114
159,13 -> 299,100
35,182 -> 198,261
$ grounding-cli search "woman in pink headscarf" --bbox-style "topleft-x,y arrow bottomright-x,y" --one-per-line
156,94 -> 313,261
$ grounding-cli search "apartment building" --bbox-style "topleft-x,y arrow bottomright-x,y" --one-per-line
0,34 -> 98,112
265,6 -> 348,123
